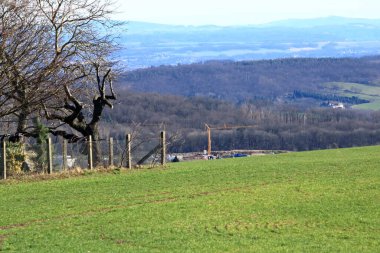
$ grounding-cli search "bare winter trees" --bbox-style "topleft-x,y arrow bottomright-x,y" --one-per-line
0,1 -> 63,134
0,0 -> 121,157
44,63 -> 117,163
0,1 -> 56,120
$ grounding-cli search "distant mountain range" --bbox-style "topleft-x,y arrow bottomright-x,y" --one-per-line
259,16 -> 380,28
116,16 -> 380,69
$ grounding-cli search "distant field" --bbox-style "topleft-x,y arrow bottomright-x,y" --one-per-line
323,82 -> 380,110
0,146 -> 379,252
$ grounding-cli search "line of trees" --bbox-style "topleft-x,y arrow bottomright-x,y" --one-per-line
0,0 -> 121,165
292,90 -> 369,105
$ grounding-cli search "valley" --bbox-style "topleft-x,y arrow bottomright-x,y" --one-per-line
118,17 -> 380,69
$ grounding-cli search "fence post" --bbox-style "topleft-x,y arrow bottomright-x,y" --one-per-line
109,137 -> 114,168
161,131 -> 166,166
126,134 -> 132,169
88,135 -> 93,170
1,140 -> 6,180
47,137 -> 53,174
62,139 -> 68,171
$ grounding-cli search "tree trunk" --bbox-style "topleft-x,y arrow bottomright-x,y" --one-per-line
16,87 -> 29,137
86,123 -> 102,167
17,109 -> 29,135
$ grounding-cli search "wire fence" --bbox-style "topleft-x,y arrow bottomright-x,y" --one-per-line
0,131 -> 168,179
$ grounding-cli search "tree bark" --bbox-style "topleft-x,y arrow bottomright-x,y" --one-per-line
86,123 -> 102,167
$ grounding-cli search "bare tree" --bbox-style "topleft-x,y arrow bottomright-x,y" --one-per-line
0,0 -> 122,164
0,0 -> 60,121
44,62 -> 117,165
36,0 -> 121,165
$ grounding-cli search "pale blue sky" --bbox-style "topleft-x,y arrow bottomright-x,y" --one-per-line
113,0 -> 380,25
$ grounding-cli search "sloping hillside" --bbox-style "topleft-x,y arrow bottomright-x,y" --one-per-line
1,146 -> 379,252
119,57 -> 380,106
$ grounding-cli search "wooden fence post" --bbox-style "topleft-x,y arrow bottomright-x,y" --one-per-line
109,137 -> 114,168
1,140 -> 6,180
47,137 -> 53,174
126,134 -> 132,169
88,136 -> 93,170
161,131 -> 166,166
62,139 -> 68,171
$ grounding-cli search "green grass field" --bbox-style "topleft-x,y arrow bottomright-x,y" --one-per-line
323,82 -> 380,110
0,146 -> 379,252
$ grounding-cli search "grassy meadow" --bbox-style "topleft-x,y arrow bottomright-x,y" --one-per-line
323,82 -> 380,110
0,146 -> 379,252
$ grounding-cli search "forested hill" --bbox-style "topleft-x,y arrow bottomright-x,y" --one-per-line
118,56 -> 380,105
111,56 -> 380,151
103,91 -> 380,152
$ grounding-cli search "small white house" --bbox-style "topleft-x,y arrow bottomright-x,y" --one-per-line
322,101 -> 345,109
331,102 -> 345,109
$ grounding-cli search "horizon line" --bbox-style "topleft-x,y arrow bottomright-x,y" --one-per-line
119,15 -> 380,27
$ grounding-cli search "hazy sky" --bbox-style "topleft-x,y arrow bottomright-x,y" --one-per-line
113,0 -> 380,25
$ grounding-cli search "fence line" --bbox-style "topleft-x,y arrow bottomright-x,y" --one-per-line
47,137 -> 53,174
63,140 -> 68,171
1,141 -> 6,180
161,131 -> 166,166
88,135 -> 93,170
0,131 -> 167,180
126,134 -> 132,169
109,137 -> 114,168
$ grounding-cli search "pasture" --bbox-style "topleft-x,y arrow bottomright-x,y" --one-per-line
0,146 -> 379,252
323,82 -> 380,110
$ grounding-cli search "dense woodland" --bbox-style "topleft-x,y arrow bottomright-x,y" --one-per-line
292,90 -> 370,105
102,90 -> 380,153
120,56 -> 380,103
106,57 -> 380,153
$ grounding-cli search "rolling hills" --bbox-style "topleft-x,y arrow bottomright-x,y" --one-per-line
104,56 -> 380,153
118,56 -> 380,109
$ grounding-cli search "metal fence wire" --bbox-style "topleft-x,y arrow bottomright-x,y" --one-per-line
1,131 -> 168,179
